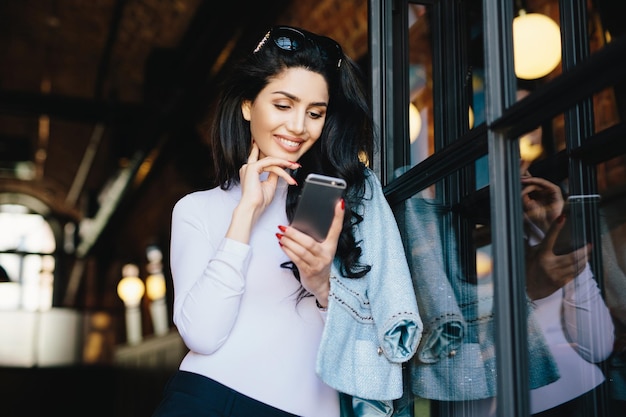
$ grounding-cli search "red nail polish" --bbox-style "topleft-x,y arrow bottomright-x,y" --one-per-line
341,199 -> 345,210
276,233 -> 284,240
278,225 -> 287,232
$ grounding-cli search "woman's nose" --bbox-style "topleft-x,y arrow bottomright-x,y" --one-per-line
286,112 -> 306,134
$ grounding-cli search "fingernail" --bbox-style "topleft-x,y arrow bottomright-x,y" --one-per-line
341,199 -> 345,210
276,233 -> 284,240
278,225 -> 287,232
288,161 -> 302,167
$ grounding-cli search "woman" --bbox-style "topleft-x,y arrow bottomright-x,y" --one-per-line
152,26 -> 421,417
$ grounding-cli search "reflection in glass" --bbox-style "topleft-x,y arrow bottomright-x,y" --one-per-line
598,176 -> 626,413
407,4 -> 432,168
521,173 -> 613,415
391,1 -> 625,416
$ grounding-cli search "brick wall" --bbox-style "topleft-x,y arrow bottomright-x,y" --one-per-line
277,0 -> 369,61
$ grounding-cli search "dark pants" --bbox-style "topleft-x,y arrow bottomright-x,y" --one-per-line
151,370 -> 300,417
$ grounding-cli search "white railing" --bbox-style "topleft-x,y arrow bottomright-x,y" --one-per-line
114,330 -> 186,369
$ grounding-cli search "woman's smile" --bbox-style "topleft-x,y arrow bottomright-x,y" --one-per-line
276,135 -> 303,150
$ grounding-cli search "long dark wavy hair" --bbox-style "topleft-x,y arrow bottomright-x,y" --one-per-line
209,25 -> 373,280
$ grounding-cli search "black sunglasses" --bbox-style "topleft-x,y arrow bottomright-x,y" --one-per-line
254,26 -> 343,69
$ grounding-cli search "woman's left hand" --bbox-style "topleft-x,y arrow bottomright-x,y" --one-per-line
276,199 -> 345,308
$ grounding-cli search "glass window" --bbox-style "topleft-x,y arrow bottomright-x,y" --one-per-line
0,203 -> 56,311
372,0 -> 624,416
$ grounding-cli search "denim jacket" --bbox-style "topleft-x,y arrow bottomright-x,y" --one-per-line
316,170 -> 423,402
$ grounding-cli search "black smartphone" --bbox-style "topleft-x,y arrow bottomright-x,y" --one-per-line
552,194 -> 600,255
290,173 -> 347,242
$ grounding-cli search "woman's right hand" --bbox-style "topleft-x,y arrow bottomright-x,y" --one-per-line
276,199 -> 345,308
227,142 -> 299,244
525,214 -> 590,300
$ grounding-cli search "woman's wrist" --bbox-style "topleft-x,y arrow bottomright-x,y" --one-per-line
314,287 -> 330,311
312,280 -> 330,311
303,273 -> 331,311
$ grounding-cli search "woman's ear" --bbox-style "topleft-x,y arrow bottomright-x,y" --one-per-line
241,100 -> 252,121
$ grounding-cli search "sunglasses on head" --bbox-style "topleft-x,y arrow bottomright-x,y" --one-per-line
253,26 -> 343,69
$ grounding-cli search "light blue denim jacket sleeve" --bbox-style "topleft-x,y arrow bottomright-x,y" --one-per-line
316,170 -> 423,401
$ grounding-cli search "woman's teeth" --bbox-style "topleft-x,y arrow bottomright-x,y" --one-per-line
279,137 -> 299,148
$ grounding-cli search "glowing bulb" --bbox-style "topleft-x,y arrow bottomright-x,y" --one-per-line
409,103 -> 422,143
476,251 -> 493,279
117,263 -> 145,344
146,273 -> 166,300
519,134 -> 543,162
513,12 -> 562,79
117,264 -> 145,308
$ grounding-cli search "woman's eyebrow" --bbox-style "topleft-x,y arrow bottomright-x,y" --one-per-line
271,90 -> 328,107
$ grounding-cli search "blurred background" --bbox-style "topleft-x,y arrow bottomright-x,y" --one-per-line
1,0 -> 625,416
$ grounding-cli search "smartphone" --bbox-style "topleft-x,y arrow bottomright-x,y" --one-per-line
552,194 -> 600,255
290,173 -> 347,242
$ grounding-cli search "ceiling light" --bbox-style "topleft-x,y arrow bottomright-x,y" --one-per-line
513,11 -> 562,79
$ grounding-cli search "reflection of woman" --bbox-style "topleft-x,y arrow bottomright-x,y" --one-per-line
443,174 -> 615,417
151,25 -> 421,417
521,174 -> 614,416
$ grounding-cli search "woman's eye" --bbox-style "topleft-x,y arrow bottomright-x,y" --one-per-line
274,103 -> 290,110
309,111 -> 323,119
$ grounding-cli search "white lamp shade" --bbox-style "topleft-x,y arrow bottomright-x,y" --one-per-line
122,263 -> 139,279
146,246 -> 162,263
513,12 -> 562,79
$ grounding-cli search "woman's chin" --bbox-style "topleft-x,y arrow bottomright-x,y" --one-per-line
268,150 -> 303,161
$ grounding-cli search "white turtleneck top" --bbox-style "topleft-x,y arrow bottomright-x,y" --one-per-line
169,179 -> 339,417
